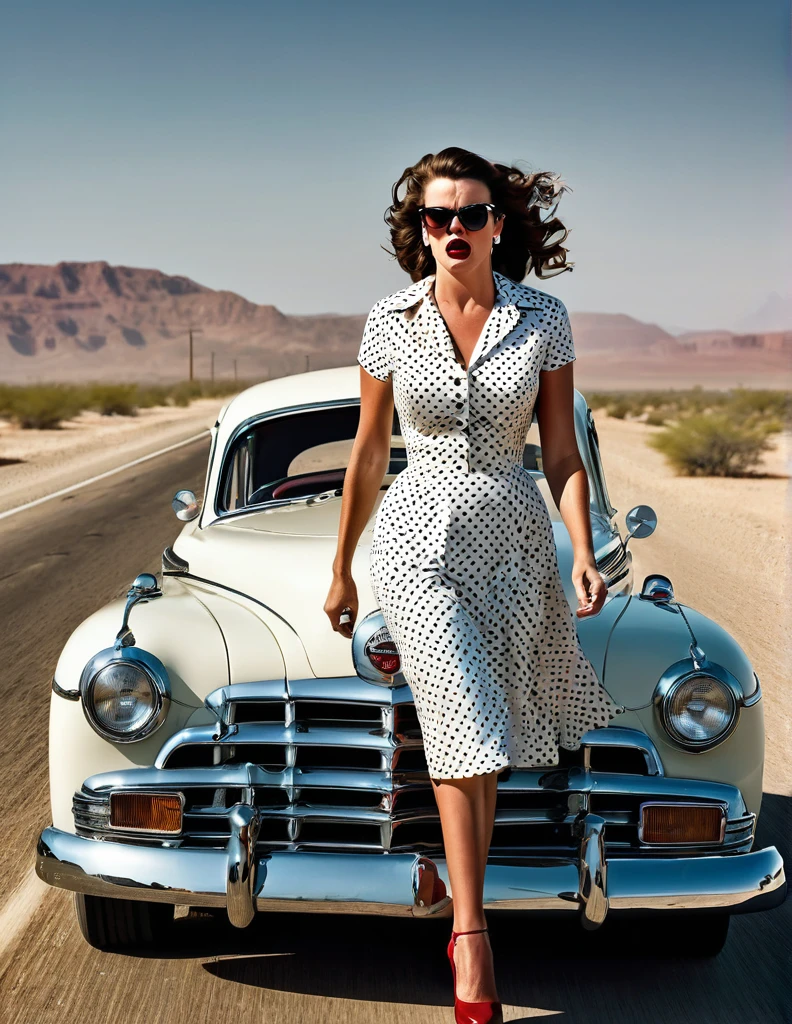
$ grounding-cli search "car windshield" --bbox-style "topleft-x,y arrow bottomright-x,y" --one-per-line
217,401 -> 599,516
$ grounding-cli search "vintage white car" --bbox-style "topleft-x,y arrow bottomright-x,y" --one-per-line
36,366 -> 786,956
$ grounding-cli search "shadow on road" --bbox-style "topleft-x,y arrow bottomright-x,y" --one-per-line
109,792 -> 790,1023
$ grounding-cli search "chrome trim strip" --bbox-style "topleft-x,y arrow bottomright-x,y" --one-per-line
743,674 -> 762,707
571,727 -> 664,776
155,722 -> 421,771
83,765 -> 407,794
36,826 -> 787,919
162,545 -> 189,574
208,677 -> 417,707
52,676 -> 80,701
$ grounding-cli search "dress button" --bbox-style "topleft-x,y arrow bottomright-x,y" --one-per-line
456,402 -> 464,409
454,378 -> 461,386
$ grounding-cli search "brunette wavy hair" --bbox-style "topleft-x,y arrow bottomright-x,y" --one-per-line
382,146 -> 574,283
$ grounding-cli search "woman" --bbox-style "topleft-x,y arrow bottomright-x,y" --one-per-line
324,147 -> 620,1024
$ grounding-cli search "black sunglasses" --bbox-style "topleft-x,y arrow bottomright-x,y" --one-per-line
419,203 -> 500,232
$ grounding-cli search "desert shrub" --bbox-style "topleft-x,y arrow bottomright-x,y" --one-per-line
0,384 -> 16,419
134,384 -> 172,408
727,387 -> 790,424
167,380 -> 205,406
606,398 -> 633,419
0,377 -> 257,427
84,383 -> 139,416
199,379 -> 249,398
647,412 -> 780,476
165,378 -> 252,405
3,385 -> 86,429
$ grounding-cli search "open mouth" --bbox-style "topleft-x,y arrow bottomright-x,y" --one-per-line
446,240 -> 471,258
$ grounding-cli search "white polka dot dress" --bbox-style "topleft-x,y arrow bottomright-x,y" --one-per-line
357,270 -> 620,780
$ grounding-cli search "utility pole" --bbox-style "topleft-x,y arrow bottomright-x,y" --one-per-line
188,326 -> 203,381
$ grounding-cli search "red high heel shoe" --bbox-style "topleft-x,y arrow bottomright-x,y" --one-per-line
446,927 -> 504,1024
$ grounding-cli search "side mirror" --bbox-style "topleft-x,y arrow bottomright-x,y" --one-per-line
624,504 -> 657,546
173,489 -> 200,521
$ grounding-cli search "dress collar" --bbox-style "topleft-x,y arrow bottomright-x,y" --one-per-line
378,269 -> 536,314
381,270 -> 538,373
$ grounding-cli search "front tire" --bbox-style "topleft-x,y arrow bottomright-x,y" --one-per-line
74,892 -> 175,951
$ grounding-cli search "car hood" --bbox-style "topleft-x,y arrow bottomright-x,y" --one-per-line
173,500 -> 618,681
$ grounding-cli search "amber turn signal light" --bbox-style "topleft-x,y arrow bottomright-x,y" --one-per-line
639,802 -> 726,845
110,791 -> 183,834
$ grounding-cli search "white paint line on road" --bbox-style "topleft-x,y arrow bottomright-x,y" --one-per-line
0,430 -> 210,522
0,868 -> 50,961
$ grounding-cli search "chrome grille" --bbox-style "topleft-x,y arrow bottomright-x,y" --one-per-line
74,681 -> 756,858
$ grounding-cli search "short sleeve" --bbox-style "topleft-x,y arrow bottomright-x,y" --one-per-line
540,300 -> 576,372
357,304 -> 392,381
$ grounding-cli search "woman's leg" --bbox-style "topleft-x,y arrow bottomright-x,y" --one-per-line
431,768 -> 502,1003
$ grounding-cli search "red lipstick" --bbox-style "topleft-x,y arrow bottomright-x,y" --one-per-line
446,239 -> 471,260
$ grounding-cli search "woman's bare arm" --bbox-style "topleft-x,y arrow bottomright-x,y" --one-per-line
324,367 -> 394,637
535,363 -> 603,618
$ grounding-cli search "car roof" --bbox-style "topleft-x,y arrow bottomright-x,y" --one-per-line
217,366 -> 361,429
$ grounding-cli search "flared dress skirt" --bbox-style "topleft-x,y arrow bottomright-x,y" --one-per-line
358,270 -> 621,780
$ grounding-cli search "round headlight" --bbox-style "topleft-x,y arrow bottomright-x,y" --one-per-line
661,674 -> 737,747
80,648 -> 170,742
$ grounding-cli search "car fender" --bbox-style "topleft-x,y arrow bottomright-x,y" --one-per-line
592,593 -> 764,814
49,582 -> 286,831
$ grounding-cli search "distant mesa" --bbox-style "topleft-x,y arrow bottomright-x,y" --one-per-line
0,259 -> 787,388
148,274 -> 201,296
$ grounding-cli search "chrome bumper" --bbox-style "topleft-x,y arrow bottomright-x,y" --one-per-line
36,818 -> 786,930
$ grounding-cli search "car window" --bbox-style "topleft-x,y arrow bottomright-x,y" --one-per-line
218,403 -> 598,515
219,404 -> 406,512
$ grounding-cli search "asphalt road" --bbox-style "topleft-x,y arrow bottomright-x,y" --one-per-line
0,437 -> 788,1024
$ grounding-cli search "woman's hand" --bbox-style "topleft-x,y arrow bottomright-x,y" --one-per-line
572,558 -> 607,618
324,571 -> 359,639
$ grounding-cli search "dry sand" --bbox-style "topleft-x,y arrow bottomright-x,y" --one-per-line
1,396 -> 787,794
